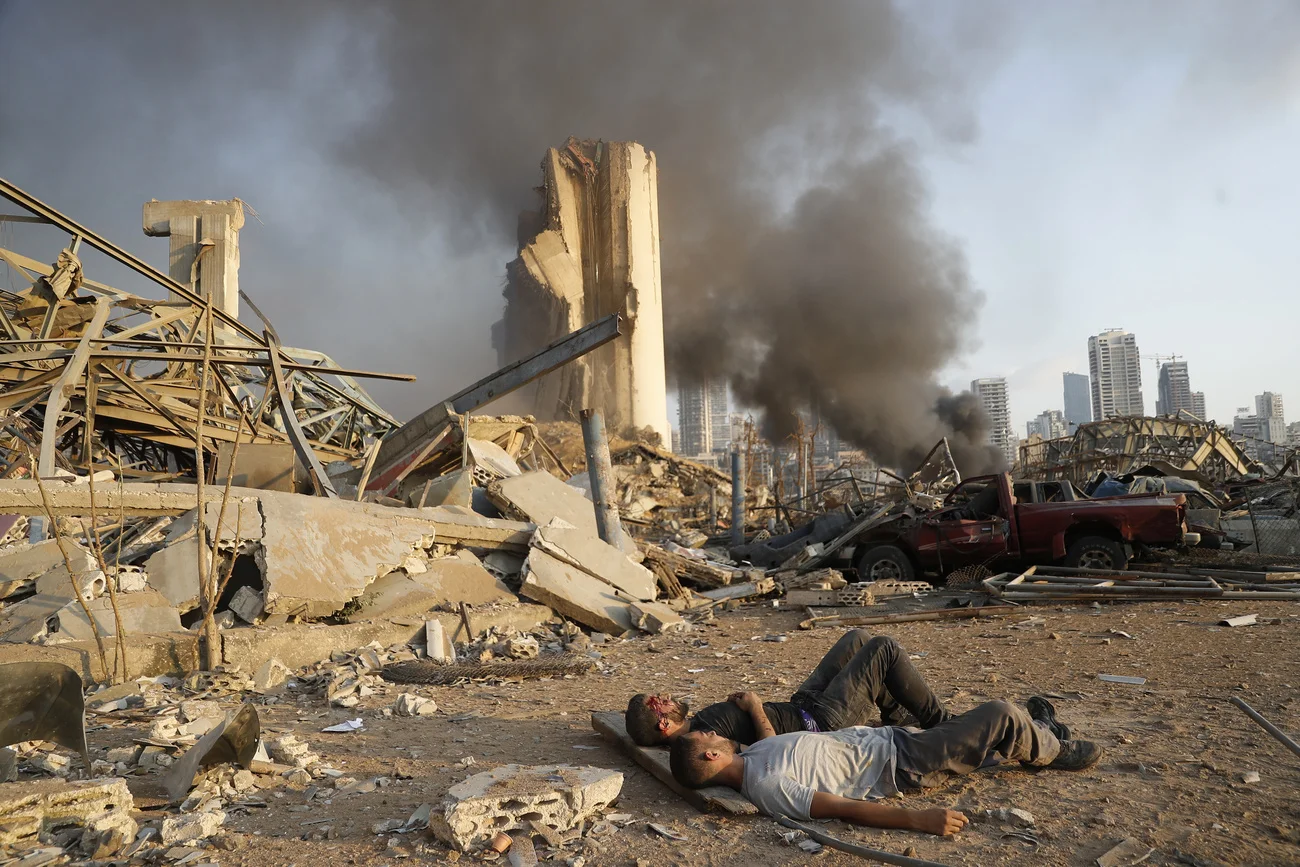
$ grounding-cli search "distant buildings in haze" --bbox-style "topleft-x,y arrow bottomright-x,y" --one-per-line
1062,372 -> 1091,432
1088,329 -> 1144,420
971,377 -> 1017,465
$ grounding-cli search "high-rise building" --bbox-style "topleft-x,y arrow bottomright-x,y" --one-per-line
1062,372 -> 1091,432
677,381 -> 712,457
1234,407 -> 1264,459
708,381 -> 731,454
1190,392 -> 1207,421
1155,361 -> 1195,417
1027,409 -> 1068,441
971,377 -> 1016,465
1287,421 -> 1300,447
1256,392 -> 1285,443
1087,329 -> 1144,421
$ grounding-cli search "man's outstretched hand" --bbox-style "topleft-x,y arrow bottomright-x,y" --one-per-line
913,808 -> 968,837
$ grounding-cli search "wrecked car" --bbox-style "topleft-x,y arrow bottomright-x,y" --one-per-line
849,472 -> 1197,581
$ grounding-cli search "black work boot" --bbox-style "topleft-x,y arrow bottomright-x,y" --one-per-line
1027,696 -> 1071,741
1048,739 -> 1102,771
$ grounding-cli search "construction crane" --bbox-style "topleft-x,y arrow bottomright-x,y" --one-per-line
1142,353 -> 1184,375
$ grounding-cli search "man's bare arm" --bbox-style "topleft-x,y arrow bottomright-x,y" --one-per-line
728,692 -> 776,741
809,792 -> 968,837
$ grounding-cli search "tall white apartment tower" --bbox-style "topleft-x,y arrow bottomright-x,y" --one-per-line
971,377 -> 1016,466
1088,329 -> 1144,421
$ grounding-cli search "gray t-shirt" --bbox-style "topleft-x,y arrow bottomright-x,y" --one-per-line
740,727 -> 899,820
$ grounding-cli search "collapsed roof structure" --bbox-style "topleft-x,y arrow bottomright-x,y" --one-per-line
1018,415 -> 1267,486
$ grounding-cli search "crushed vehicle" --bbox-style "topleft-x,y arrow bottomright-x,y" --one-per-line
847,472 -> 1198,581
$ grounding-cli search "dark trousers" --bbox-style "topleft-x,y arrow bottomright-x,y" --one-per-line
789,632 -> 950,731
893,700 -> 1061,790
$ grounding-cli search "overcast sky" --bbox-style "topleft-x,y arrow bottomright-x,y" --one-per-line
1,1 -> 1296,445
924,3 -> 1300,431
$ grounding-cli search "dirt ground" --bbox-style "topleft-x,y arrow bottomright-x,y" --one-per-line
85,599 -> 1300,867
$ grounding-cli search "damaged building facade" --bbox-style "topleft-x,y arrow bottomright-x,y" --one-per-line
494,138 -> 671,446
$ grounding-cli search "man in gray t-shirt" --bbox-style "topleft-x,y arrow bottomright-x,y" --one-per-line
670,698 -> 1101,837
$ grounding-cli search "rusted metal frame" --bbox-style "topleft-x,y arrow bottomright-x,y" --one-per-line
265,330 -> 337,498
210,364 -> 267,443
97,362 -> 200,447
320,406 -> 352,444
39,297 -> 109,476
374,417 -> 456,498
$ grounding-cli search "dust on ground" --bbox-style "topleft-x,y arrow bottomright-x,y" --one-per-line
100,601 -> 1300,866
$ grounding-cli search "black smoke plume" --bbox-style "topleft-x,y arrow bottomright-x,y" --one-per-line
0,0 -> 1005,471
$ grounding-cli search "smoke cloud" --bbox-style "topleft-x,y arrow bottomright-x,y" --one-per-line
0,0 -> 1005,471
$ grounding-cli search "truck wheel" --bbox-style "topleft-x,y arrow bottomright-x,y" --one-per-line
854,545 -> 916,583
1064,536 -> 1128,571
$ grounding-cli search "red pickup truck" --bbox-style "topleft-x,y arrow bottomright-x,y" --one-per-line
851,472 -> 1195,582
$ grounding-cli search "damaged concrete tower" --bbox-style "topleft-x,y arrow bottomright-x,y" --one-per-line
142,199 -> 245,319
496,139 -> 671,447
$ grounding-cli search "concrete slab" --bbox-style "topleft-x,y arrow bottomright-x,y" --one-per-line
52,589 -> 183,642
143,535 -> 202,612
0,480 -> 269,517
256,490 -> 439,617
0,539 -> 96,599
0,632 -> 199,680
203,497 -> 263,543
415,506 -> 533,552
0,593 -> 68,643
220,604 -> 552,672
344,551 -> 513,622
487,471 -> 637,552
430,763 -> 622,851
519,549 -> 633,634
466,438 -> 522,478
629,600 -> 687,634
532,521 -> 655,601
409,468 -> 473,508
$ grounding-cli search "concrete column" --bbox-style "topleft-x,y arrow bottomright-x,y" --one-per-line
580,408 -> 628,553
143,199 -> 244,319
731,449 -> 745,547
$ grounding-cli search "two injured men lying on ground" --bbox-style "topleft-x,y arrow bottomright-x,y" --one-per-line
624,630 -> 1101,837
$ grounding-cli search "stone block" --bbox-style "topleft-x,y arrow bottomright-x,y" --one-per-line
256,489 -> 445,617
228,585 -> 264,623
425,620 -> 454,662
252,657 -> 289,692
0,778 -> 134,850
393,693 -> 437,716
430,764 -> 622,851
34,566 -> 104,601
50,588 -> 183,641
143,535 -> 202,612
629,601 -> 687,634
531,521 -> 655,601
486,472 -> 637,553
519,550 -> 632,634
160,809 -> 225,844
0,539 -> 97,600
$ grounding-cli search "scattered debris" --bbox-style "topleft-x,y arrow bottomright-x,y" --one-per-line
1220,614 -> 1258,627
1098,675 -> 1147,686
321,718 -> 365,733
1095,837 -> 1155,867
393,693 -> 438,717
383,655 -> 596,686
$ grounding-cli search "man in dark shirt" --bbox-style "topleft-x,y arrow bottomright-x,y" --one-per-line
625,631 -> 950,746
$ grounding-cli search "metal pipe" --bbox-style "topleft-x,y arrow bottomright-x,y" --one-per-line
580,409 -> 627,553
773,816 -> 956,867
730,449 -> 745,547
1229,696 -> 1300,759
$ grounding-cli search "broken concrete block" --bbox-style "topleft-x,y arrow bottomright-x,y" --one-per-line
629,601 -> 687,634
160,809 -> 226,844
401,554 -> 428,575
113,566 -> 148,593
425,620 -> 454,663
520,550 -> 633,634
393,693 -> 438,717
0,748 -> 15,783
256,490 -> 453,617
430,764 -> 623,851
105,746 -> 140,766
483,550 -> 525,580
487,472 -> 637,553
80,806 -> 138,859
502,635 -> 539,659
0,539 -> 97,600
252,658 -> 289,692
31,753 -> 72,776
34,566 -> 105,601
49,588 -> 183,641
228,585 -> 265,623
0,778 -> 134,851
346,550 -> 513,622
467,438 -> 523,479
143,535 -> 202,612
531,521 -> 655,601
